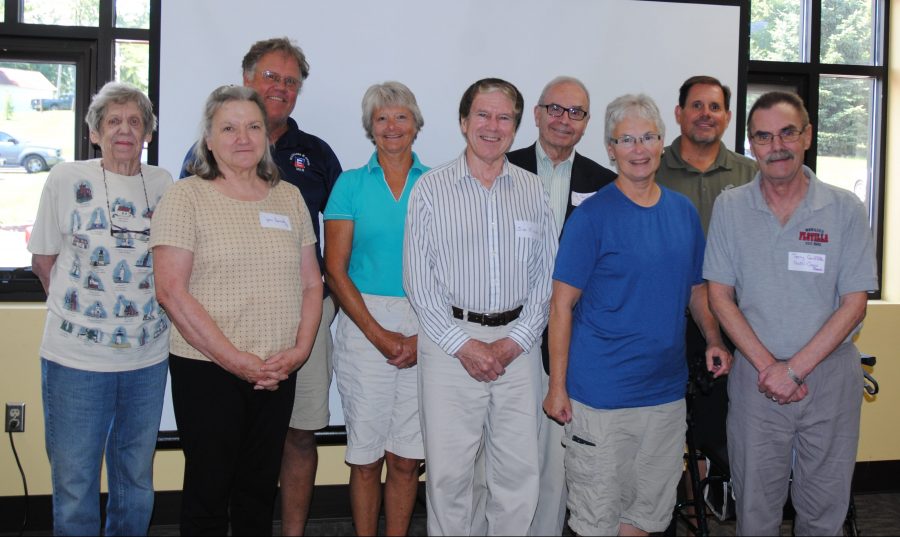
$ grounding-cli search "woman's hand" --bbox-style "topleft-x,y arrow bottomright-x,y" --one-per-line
543,386 -> 573,425
386,334 -> 418,369
222,350 -> 280,389
372,329 -> 417,368
256,346 -> 310,390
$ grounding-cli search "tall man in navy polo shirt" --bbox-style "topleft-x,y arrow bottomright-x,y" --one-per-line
180,37 -> 342,536
705,91 -> 878,535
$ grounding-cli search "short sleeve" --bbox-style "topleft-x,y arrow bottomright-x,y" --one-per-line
323,170 -> 356,221
149,181 -> 197,253
27,168 -> 64,255
552,206 -> 599,290
702,194 -> 736,286
293,186 -> 318,248
836,195 -> 878,295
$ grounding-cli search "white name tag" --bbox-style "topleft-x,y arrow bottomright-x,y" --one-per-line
259,212 -> 291,231
515,219 -> 540,240
570,190 -> 596,207
788,252 -> 825,274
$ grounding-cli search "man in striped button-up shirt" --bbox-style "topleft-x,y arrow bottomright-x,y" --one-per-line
403,78 -> 557,536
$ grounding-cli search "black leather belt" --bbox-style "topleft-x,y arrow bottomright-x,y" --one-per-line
451,305 -> 523,327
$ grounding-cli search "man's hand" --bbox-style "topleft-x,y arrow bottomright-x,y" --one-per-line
455,339 -> 506,382
543,385 -> 573,424
489,337 -> 524,368
758,361 -> 808,404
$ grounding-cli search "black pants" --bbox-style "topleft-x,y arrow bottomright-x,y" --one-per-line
169,354 -> 296,536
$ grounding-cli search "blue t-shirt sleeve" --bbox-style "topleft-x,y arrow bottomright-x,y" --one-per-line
689,206 -> 705,286
553,206 -> 598,290
323,170 -> 355,221
178,144 -> 196,180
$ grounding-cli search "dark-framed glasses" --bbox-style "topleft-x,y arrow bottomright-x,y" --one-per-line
609,133 -> 662,148
260,70 -> 301,90
749,126 -> 806,145
539,103 -> 588,121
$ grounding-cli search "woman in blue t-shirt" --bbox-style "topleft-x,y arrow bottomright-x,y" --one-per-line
543,93 -> 732,537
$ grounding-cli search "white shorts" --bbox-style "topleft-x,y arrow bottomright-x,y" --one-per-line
333,294 -> 423,465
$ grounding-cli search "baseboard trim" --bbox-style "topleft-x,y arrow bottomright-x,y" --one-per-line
1,460 -> 895,532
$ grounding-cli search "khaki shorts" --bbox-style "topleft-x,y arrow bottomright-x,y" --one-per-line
333,294 -> 422,465
564,399 -> 686,535
288,295 -> 336,430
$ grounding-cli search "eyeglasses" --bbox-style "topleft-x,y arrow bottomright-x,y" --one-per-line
110,224 -> 151,242
102,164 -> 152,243
749,126 -> 807,145
539,103 -> 588,121
259,70 -> 301,90
609,133 -> 663,148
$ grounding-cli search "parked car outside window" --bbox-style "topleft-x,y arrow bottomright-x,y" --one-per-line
0,131 -> 64,173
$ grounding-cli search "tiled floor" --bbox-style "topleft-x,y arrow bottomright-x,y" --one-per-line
6,492 -> 897,536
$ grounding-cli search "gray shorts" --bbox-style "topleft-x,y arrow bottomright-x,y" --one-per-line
288,295 -> 336,430
564,399 -> 686,535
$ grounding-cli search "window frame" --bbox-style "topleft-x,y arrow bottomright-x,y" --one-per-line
0,0 -> 160,301
737,0 -> 889,298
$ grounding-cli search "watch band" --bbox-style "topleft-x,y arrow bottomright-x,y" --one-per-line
787,366 -> 804,386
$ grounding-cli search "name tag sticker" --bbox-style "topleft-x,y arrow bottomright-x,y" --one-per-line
788,252 -> 825,274
259,212 -> 292,231
570,191 -> 596,207
515,219 -> 540,240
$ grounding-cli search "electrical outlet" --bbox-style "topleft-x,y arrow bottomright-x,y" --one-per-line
5,403 -> 25,433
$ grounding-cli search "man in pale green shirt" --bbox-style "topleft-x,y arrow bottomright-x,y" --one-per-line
507,75 -> 616,537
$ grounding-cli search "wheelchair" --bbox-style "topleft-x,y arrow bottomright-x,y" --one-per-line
667,322 -> 878,537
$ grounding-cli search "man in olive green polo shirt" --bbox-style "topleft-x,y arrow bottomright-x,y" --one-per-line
658,75 -> 756,234
657,76 -> 756,520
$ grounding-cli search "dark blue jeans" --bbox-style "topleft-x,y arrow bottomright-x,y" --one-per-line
42,358 -> 167,536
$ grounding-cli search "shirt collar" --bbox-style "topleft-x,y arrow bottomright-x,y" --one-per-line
535,142 -> 575,168
665,136 -> 734,172
453,150 -> 512,185
272,117 -> 302,149
365,150 -> 427,175
749,166 -> 833,214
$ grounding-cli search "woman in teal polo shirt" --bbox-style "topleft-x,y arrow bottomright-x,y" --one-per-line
323,81 -> 428,537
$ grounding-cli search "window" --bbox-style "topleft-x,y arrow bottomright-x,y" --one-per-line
0,0 -> 160,300
742,0 -> 888,295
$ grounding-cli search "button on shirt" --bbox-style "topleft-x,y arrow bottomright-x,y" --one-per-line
657,136 -> 757,235
403,152 -> 558,356
535,143 -> 574,231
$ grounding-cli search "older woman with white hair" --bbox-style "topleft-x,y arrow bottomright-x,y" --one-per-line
28,81 -> 173,536
323,81 -> 427,536
152,85 -> 323,535
543,94 -> 731,536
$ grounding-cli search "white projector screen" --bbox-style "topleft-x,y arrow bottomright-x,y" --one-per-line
158,0 -> 741,432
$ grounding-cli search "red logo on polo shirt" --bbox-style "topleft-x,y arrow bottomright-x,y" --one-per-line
799,227 -> 829,245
